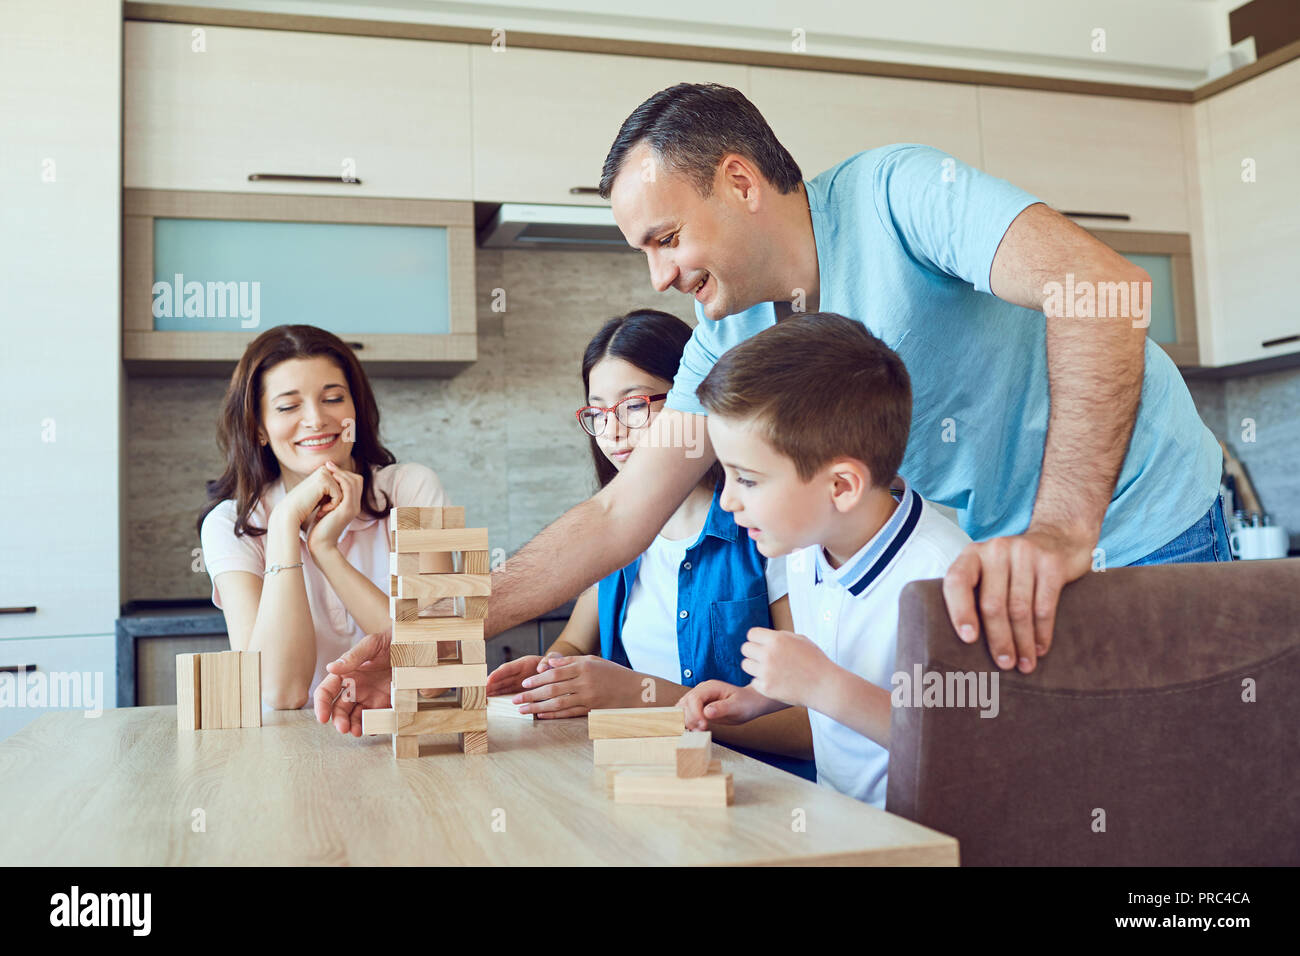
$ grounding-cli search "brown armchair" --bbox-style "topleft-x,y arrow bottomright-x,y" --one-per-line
886,558 -> 1300,865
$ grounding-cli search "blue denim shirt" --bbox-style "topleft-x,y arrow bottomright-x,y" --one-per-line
597,480 -> 816,781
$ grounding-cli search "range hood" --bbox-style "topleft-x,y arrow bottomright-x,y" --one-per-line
478,203 -> 632,252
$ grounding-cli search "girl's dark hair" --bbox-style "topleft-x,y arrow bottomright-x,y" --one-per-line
581,309 -> 725,493
197,324 -> 397,539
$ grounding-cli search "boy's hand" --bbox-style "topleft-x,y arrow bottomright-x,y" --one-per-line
740,627 -> 831,709
680,680 -> 772,730
514,655 -> 646,718
485,655 -> 544,696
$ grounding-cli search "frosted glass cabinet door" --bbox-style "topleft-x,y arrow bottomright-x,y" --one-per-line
124,22 -> 473,199
150,219 -> 451,335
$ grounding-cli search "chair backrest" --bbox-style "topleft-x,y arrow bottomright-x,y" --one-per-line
886,558 -> 1300,866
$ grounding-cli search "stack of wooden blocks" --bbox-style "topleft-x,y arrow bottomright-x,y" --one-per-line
176,650 -> 261,730
360,506 -> 491,758
589,707 -> 733,806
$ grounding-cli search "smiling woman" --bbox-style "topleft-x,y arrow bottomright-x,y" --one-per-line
196,325 -> 450,710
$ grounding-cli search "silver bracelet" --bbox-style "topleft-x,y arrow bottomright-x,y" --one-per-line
265,562 -> 304,576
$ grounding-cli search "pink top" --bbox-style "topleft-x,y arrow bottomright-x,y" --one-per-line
199,462 -> 448,703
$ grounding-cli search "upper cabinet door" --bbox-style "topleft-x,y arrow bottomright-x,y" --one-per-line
748,68 -> 983,180
978,87 -> 1190,233
1199,59 -> 1300,368
471,48 -> 748,205
124,22 -> 473,199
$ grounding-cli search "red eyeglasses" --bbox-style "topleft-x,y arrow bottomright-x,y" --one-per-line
575,393 -> 669,437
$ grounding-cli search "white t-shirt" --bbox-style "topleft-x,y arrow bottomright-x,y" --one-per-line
786,476 -> 970,808
199,462 -> 448,705
621,531 -> 788,686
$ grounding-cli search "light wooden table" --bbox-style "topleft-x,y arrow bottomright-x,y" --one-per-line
0,706 -> 958,865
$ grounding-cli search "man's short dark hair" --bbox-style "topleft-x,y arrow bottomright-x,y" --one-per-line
695,313 -> 912,488
598,83 -> 803,200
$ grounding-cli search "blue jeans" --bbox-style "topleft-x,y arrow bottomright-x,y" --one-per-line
1127,497 -> 1234,566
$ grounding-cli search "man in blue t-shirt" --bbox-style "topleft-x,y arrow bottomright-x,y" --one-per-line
317,82 -> 1229,718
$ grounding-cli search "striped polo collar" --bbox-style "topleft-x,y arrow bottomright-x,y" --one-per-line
814,476 -> 923,598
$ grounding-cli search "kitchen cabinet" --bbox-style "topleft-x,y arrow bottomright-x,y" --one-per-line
748,68 -> 983,178
1,0 -> 121,642
1191,57 -> 1300,368
0,634 -> 117,742
122,189 -> 478,374
471,48 -> 748,205
978,87 -> 1191,233
124,22 -> 473,200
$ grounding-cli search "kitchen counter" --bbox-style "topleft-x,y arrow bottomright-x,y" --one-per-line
0,706 -> 958,866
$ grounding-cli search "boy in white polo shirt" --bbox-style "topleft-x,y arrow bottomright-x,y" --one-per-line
679,312 -> 971,808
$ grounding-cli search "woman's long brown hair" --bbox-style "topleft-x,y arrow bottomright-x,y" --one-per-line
197,324 -> 397,539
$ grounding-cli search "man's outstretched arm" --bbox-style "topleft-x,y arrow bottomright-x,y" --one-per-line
943,203 -> 1149,673
483,407 -> 715,637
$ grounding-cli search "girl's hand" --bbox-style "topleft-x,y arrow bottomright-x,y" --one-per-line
681,680 -> 772,730
306,461 -> 363,556
514,656 -> 648,718
485,655 -> 544,696
273,464 -> 343,530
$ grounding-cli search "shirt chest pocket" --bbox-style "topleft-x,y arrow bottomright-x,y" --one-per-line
707,593 -> 772,685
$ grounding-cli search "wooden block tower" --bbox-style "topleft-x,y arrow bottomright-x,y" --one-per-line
360,506 -> 491,758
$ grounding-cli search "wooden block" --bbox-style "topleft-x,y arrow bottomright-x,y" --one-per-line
463,548 -> 490,620
392,528 -> 489,554
440,506 -> 466,528
396,706 -> 488,735
675,730 -> 713,778
588,707 -> 685,740
239,651 -> 261,728
392,687 -> 420,712
460,685 -> 487,710
394,734 -> 419,758
393,506 -> 438,531
612,767 -> 733,807
361,707 -> 396,735
396,573 -> 491,602
199,652 -> 222,729
390,597 -> 420,622
390,551 -> 420,577
487,695 -> 535,720
392,663 -> 488,689
461,730 -> 488,755
218,651 -> 242,729
176,653 -> 201,731
391,618 -> 484,643
459,639 -> 485,664
592,735 -> 680,766
605,759 -> 721,795
390,642 -> 447,667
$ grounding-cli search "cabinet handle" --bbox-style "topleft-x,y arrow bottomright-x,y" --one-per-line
1262,334 -> 1300,349
344,342 -> 364,351
1060,210 -> 1132,222
248,173 -> 363,185
568,186 -> 601,195
0,664 -> 35,673
0,606 -> 37,614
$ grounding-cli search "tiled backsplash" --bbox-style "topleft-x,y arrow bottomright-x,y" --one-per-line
124,251 -> 1300,601
124,247 -> 696,601
1185,368 -> 1300,539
